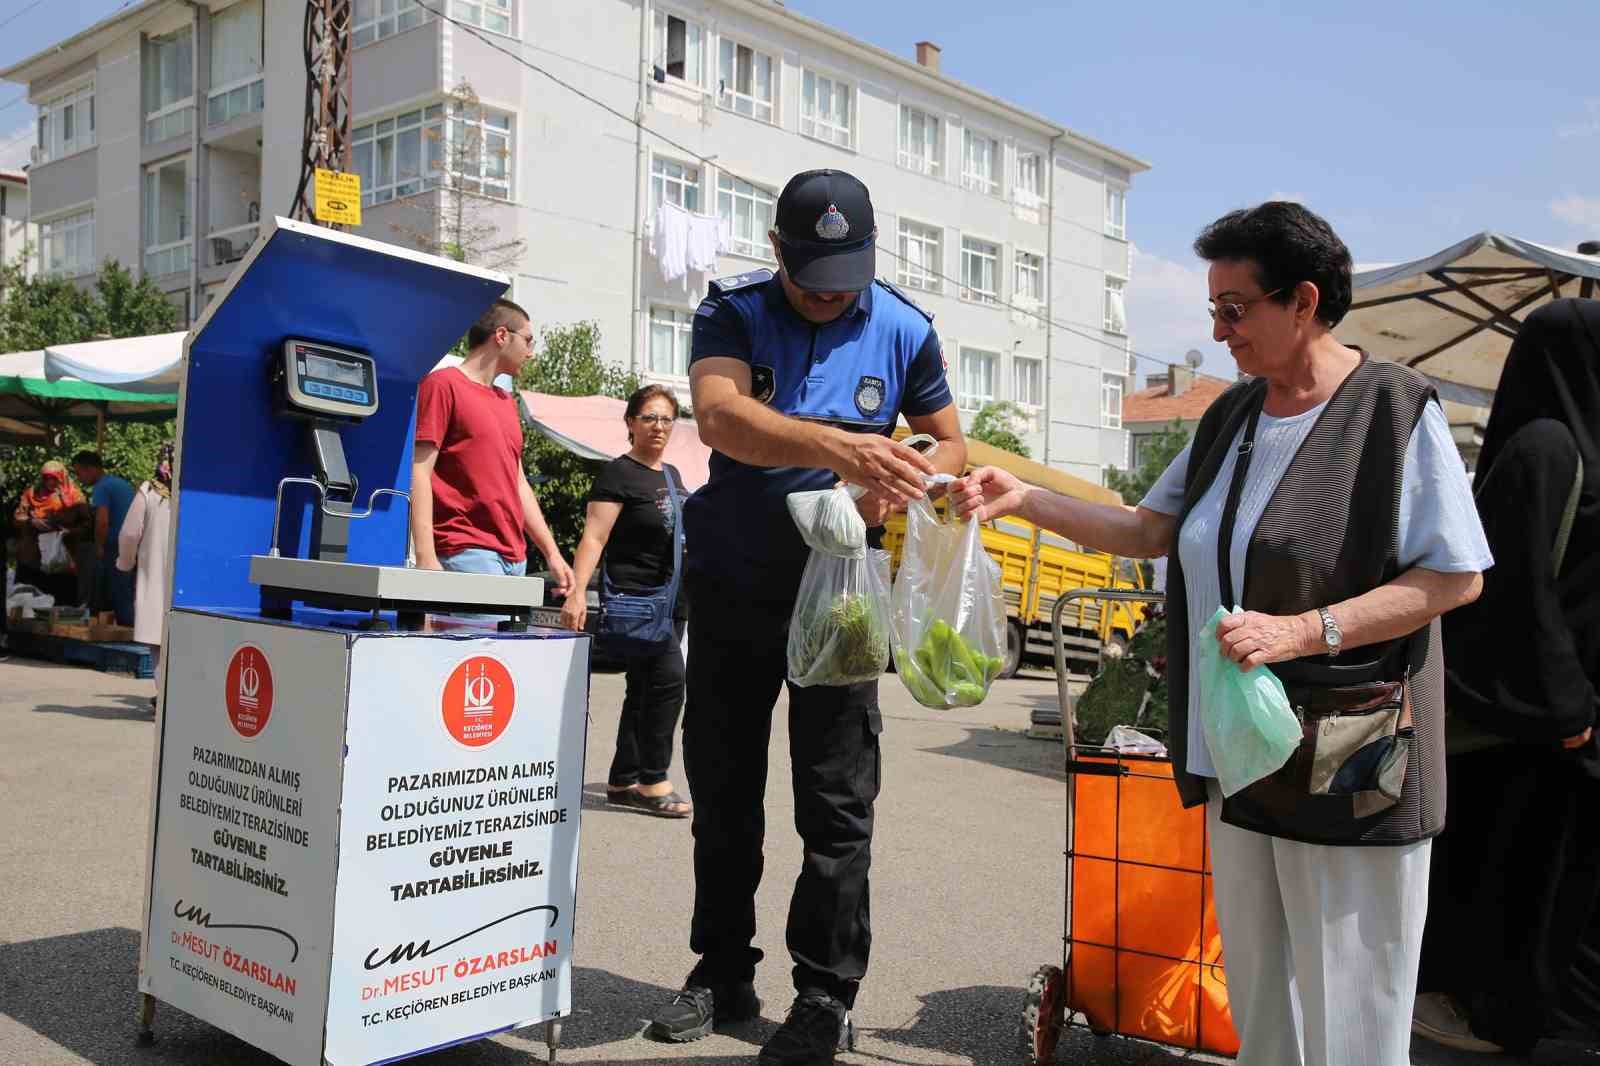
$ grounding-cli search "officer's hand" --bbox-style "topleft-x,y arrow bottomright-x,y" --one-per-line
834,434 -> 935,503
852,489 -> 902,528
951,467 -> 1028,522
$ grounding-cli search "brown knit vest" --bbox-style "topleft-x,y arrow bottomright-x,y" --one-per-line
1164,355 -> 1443,845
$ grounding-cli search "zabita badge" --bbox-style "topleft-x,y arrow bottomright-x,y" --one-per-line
225,644 -> 274,739
441,656 -> 516,748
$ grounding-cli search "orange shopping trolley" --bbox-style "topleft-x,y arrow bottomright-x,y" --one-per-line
1021,589 -> 1240,1064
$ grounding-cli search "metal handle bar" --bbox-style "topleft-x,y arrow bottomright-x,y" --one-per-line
268,477 -> 412,557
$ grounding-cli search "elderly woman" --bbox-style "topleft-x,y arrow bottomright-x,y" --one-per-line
1414,299 -> 1600,1055
12,460 -> 92,599
954,202 -> 1491,1066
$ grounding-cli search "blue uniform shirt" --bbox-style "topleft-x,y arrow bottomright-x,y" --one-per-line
684,270 -> 953,600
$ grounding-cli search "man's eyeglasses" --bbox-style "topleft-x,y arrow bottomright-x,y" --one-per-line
634,414 -> 676,426
501,326 -> 535,345
1209,288 -> 1285,324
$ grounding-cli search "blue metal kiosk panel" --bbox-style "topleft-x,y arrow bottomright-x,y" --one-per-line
171,218 -> 508,613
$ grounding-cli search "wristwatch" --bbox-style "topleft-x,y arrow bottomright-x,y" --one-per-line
1316,607 -> 1343,658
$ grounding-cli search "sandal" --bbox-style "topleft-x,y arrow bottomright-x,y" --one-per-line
608,787 -> 692,819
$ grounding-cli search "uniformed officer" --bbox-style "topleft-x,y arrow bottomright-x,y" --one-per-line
646,169 -> 967,1065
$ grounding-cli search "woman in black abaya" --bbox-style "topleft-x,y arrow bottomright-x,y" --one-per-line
1414,297 -> 1600,1055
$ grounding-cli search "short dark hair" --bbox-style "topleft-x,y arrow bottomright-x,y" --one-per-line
467,298 -> 531,349
624,384 -> 680,444
72,450 -> 104,468
1193,202 -> 1354,328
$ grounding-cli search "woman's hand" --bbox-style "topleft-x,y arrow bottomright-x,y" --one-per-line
1215,611 -> 1318,670
560,595 -> 587,633
1562,727 -> 1593,750
950,467 -> 1029,522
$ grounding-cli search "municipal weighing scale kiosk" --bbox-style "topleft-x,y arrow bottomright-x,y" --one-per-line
135,218 -> 589,1066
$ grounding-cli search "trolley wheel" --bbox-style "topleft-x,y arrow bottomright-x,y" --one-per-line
1021,964 -> 1065,1065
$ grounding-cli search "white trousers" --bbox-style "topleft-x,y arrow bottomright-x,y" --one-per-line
1206,784 -> 1431,1066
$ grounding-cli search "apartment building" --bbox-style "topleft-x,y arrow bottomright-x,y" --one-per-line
3,0 -> 1147,483
0,169 -> 33,281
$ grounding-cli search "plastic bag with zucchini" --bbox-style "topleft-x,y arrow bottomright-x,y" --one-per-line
890,475 -> 1007,708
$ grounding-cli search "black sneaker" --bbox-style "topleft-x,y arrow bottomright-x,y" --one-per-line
758,992 -> 854,1065
645,980 -> 760,1042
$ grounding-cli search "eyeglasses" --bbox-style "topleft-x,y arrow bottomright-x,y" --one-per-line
501,326 -> 535,345
634,414 -> 676,426
1209,288 -> 1285,324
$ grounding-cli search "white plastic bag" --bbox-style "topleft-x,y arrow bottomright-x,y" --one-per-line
786,484 -> 892,688
37,530 -> 71,574
890,483 -> 1007,708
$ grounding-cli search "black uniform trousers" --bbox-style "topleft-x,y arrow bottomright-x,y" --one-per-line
681,576 -> 881,1008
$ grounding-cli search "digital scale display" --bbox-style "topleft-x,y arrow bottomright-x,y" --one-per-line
279,340 -> 380,420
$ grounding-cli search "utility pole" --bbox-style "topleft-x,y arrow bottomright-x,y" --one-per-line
291,0 -> 354,226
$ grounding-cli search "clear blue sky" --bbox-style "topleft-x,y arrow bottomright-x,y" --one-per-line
4,1 -> 1597,378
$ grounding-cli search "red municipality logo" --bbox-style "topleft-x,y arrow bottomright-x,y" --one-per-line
225,645 -> 274,739
442,656 -> 515,748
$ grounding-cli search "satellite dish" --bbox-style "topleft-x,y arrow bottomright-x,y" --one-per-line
1184,349 -> 1204,369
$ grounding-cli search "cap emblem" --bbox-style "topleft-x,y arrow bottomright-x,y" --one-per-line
815,203 -> 850,240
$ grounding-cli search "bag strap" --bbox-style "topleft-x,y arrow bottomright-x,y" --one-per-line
1554,453 -> 1584,576
1216,398 -> 1265,610
662,465 -> 685,602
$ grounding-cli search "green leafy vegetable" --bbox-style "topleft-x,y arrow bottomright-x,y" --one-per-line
790,592 -> 889,685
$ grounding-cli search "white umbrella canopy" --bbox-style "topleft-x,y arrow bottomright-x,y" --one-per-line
1340,232 -> 1600,402
42,331 -> 186,393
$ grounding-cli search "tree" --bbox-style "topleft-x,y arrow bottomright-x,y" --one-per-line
967,401 -> 1031,458
1105,418 -> 1191,505
0,260 -> 178,508
514,321 -> 641,558
388,81 -> 525,272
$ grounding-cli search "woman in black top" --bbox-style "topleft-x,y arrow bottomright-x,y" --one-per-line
1415,299 -> 1600,1054
564,385 -> 692,817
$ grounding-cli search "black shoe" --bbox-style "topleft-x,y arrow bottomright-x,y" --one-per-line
645,980 -> 760,1043
758,992 -> 854,1065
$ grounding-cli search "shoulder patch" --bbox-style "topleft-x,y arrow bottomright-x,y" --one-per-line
708,268 -> 774,297
873,278 -> 934,323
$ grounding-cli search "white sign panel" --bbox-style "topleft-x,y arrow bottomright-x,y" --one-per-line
141,613 -> 348,1066
323,633 -> 588,1065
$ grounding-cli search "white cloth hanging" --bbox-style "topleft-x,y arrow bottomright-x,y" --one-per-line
650,202 -> 692,283
686,212 -> 731,273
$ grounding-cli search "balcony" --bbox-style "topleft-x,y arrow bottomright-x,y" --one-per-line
145,102 -> 195,147
207,76 -> 264,128
145,239 -> 191,279
205,222 -> 259,270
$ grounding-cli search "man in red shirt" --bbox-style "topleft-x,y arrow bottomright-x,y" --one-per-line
411,298 -> 574,599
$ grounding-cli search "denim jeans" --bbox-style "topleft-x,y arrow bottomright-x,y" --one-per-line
439,548 -> 527,577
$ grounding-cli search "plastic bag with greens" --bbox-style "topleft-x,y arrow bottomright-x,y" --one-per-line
890,480 -> 1007,708
786,484 -> 893,687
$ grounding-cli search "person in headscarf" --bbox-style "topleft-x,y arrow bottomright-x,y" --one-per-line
1414,298 -> 1600,1054
117,442 -> 176,711
12,460 -> 91,584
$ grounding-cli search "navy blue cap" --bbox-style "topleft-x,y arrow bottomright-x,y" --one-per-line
774,169 -> 877,293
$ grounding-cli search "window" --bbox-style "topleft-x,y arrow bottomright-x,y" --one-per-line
1102,373 -> 1124,429
1014,356 -> 1043,408
1105,185 -> 1127,239
800,71 -> 852,147
36,83 -> 95,163
717,38 -> 775,122
962,130 -> 999,195
448,100 -> 513,198
39,210 -> 94,278
451,0 -> 514,36
144,159 -> 190,277
898,105 -> 941,175
651,157 -> 700,212
1104,274 -> 1127,333
717,174 -> 776,261
1014,251 -> 1043,303
143,28 -> 194,144
208,0 -> 264,126
1015,151 -> 1043,205
896,219 -> 941,293
352,0 -> 427,46
652,11 -> 703,84
960,347 -> 998,412
649,306 -> 694,377
353,105 -> 444,206
961,236 -> 1000,305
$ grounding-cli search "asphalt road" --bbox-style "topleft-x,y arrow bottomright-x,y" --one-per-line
1,652 -> 1596,1065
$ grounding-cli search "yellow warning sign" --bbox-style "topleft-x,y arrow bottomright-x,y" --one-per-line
314,169 -> 362,226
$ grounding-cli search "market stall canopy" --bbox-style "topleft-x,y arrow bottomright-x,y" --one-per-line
520,390 -> 711,490
0,348 -> 178,443
43,331 -> 186,393
1342,233 -> 1600,400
